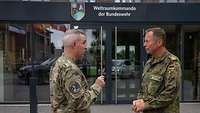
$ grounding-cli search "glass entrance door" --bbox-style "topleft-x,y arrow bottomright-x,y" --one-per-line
69,25 -> 106,103
37,24 -> 144,104
112,27 -> 142,103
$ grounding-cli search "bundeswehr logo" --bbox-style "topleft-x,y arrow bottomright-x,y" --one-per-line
71,2 -> 85,21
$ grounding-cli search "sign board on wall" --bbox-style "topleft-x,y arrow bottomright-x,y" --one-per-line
0,2 -> 200,23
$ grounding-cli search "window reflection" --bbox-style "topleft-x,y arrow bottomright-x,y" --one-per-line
1,23 -> 200,103
183,25 -> 200,101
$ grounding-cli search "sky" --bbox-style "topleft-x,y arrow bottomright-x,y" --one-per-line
50,29 -> 64,49
49,28 -> 95,49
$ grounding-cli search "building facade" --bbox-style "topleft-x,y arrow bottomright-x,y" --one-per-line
0,0 -> 200,105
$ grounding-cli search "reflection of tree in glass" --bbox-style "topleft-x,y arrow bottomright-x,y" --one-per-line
50,43 -> 55,55
117,49 -> 125,59
88,40 -> 97,65
117,46 -> 125,59
129,46 -> 135,63
129,51 -> 135,62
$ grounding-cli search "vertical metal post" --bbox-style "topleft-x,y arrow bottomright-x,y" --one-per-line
114,26 -> 118,104
100,26 -> 103,104
105,27 -> 112,104
179,25 -> 184,101
29,24 -> 38,113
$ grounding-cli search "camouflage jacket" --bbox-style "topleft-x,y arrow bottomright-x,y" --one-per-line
137,51 -> 181,113
50,54 -> 101,113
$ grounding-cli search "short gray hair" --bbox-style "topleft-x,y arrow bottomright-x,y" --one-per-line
145,27 -> 166,46
63,29 -> 85,47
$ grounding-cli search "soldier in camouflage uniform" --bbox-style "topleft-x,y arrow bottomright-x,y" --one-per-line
132,27 -> 181,113
50,30 -> 105,113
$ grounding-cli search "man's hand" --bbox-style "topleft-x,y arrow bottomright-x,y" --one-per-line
95,75 -> 105,89
132,100 -> 136,112
132,99 -> 145,112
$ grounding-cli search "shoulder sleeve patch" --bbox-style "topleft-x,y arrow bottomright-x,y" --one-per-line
69,81 -> 81,94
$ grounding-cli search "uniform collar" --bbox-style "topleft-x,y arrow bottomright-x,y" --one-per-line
149,51 -> 170,65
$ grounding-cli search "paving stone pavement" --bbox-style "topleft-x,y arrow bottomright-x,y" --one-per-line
0,103 -> 199,113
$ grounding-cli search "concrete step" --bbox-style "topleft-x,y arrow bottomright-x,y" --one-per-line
0,103 -> 199,113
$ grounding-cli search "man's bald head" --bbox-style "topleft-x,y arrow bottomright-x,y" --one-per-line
63,29 -> 86,47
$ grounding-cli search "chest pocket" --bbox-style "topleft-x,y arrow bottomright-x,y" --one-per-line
147,74 -> 163,95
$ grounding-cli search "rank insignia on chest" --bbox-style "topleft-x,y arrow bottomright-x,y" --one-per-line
69,81 -> 81,94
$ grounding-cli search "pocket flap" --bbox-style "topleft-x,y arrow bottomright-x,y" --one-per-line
150,75 -> 163,82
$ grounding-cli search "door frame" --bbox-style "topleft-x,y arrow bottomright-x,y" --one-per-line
71,23 -> 146,104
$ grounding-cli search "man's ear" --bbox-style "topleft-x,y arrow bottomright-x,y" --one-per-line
73,41 -> 77,47
158,39 -> 163,46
